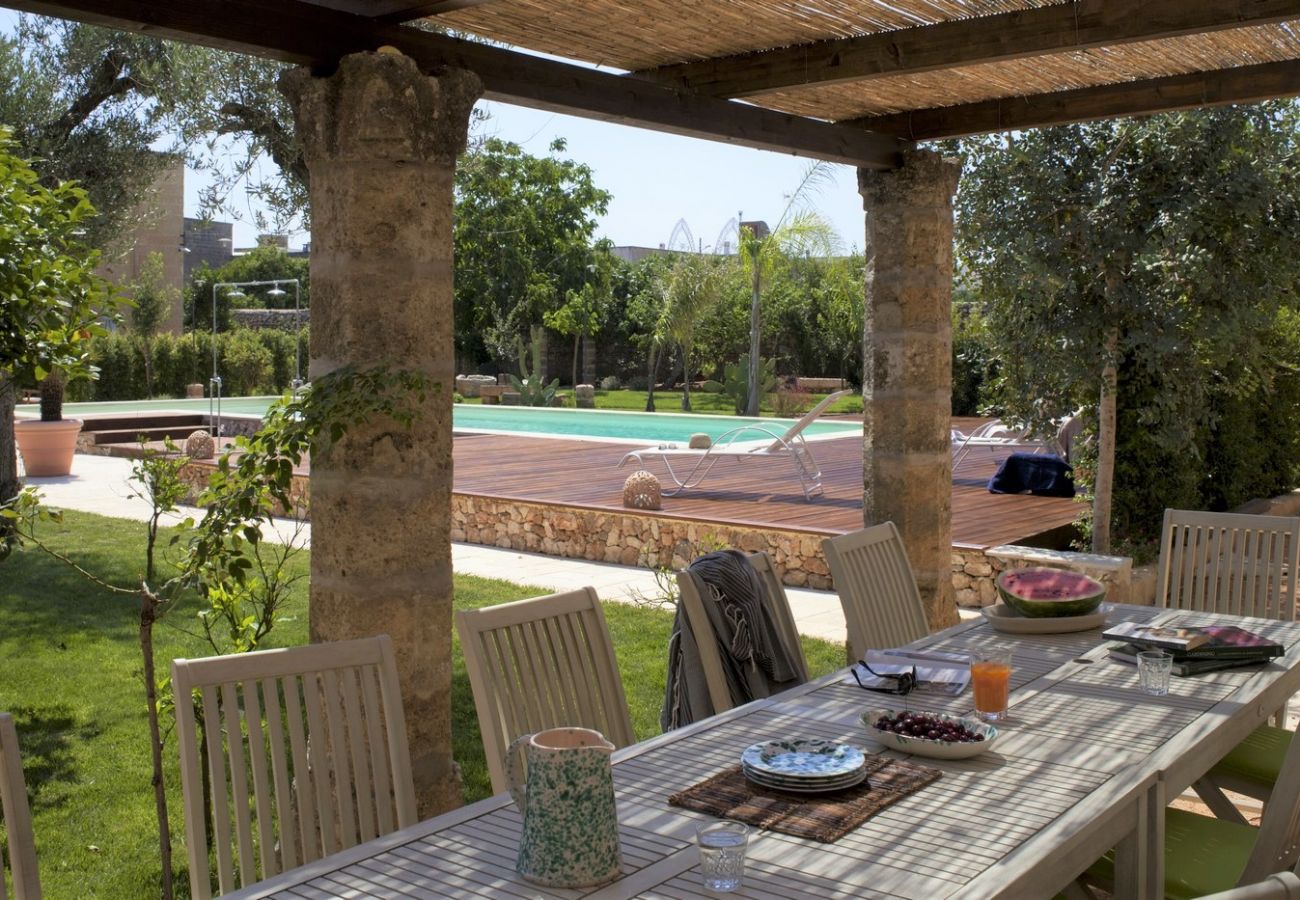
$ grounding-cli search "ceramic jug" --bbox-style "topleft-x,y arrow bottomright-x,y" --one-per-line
505,726 -> 622,887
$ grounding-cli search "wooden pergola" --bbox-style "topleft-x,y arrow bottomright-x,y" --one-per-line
11,0 -> 1300,811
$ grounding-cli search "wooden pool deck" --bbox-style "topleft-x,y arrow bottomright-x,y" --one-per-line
453,421 -> 1080,551
101,413 -> 1081,552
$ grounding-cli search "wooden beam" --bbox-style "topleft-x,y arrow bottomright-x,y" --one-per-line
644,0 -> 1300,98
852,59 -> 1300,140
299,0 -> 495,23
2,0 -> 907,168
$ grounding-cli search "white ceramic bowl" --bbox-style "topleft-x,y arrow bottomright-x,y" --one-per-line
861,708 -> 1000,760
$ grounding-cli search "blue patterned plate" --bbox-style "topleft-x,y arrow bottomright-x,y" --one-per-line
740,739 -> 866,780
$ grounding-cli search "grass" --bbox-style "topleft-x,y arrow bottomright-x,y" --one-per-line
0,509 -> 844,897
460,388 -> 863,417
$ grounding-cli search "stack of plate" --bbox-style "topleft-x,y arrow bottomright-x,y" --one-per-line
740,739 -> 867,794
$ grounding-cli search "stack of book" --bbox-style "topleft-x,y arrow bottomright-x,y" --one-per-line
1103,621 -> 1284,676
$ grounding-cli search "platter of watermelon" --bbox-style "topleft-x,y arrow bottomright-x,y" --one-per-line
981,602 -> 1107,634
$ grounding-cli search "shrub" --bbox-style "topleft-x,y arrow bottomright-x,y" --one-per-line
599,375 -> 621,391
220,329 -> 273,395
772,385 -> 811,418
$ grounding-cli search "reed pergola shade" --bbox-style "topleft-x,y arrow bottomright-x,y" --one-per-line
9,0 -> 1300,157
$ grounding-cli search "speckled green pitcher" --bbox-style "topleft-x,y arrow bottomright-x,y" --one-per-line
506,727 -> 622,888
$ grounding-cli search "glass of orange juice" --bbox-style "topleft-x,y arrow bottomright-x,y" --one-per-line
971,649 -> 1013,722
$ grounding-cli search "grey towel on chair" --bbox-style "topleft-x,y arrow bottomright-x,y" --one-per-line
662,550 -> 804,730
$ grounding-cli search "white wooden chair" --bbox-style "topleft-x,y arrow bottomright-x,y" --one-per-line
675,551 -> 809,716
1157,509 -> 1300,620
1157,510 -> 1300,824
822,521 -> 931,663
172,636 -> 417,899
456,588 -> 635,794
0,713 -> 40,900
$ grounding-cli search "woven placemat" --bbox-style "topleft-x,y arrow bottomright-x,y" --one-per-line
667,755 -> 942,843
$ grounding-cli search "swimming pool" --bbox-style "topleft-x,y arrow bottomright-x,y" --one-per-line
23,396 -> 861,444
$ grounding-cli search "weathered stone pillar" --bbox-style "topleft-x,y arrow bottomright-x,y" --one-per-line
858,150 -> 961,632
281,52 -> 481,815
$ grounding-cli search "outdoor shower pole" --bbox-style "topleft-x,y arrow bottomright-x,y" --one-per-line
210,281 -> 223,440
293,280 -> 303,390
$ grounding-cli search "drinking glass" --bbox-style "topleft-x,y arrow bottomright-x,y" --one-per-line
971,649 -> 1013,722
697,821 -> 749,892
1137,650 -> 1173,696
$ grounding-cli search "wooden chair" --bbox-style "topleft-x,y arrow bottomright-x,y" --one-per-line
1157,511 -> 1300,825
456,588 -> 635,794
1090,716 -> 1300,898
675,551 -> 810,716
172,636 -> 417,899
0,713 -> 40,900
1157,509 -> 1300,620
823,521 -> 931,663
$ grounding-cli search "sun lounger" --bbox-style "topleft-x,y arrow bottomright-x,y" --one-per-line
618,389 -> 852,500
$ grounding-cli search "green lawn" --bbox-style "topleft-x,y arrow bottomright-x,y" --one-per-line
462,388 -> 863,417
0,510 -> 844,897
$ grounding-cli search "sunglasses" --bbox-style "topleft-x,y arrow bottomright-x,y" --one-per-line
851,662 -> 917,696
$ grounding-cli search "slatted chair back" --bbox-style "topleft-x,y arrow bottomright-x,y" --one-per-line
172,636 -> 417,899
823,522 -> 931,662
1241,719 -> 1300,885
456,588 -> 635,795
1158,509 -> 1300,621
0,713 -> 40,900
676,551 -> 810,716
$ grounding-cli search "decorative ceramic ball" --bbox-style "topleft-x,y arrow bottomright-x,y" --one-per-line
622,470 -> 662,510
688,432 -> 712,450
184,429 -> 215,460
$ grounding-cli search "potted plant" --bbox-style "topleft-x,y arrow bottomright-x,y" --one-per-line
14,369 -> 84,477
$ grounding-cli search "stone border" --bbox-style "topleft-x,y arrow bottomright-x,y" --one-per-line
170,459 -> 1084,604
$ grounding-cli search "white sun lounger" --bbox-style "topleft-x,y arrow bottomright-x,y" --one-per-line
618,389 -> 852,500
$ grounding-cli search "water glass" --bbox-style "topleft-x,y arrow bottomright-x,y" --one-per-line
971,648 -> 1013,722
697,821 -> 749,892
1138,650 -> 1173,696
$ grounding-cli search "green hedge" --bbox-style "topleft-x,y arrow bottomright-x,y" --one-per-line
74,328 -> 309,400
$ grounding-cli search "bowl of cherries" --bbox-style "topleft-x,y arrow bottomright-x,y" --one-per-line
861,708 -> 1000,760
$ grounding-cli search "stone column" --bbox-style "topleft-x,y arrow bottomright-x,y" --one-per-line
858,150 -> 962,632
281,52 -> 481,816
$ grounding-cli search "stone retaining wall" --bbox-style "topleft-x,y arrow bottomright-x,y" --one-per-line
168,458 -> 1103,604
231,308 -> 310,331
452,494 -> 835,589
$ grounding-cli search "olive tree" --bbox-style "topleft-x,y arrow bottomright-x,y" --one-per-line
954,104 -> 1300,550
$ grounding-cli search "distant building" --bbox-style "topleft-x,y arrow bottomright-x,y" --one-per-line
182,217 -> 234,280
96,158 -> 186,334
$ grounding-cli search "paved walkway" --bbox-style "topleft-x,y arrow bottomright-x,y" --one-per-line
24,454 -> 852,643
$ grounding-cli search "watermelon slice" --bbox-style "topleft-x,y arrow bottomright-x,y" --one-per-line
996,567 -> 1107,618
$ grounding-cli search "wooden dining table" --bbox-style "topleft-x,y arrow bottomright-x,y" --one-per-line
229,603 -> 1300,899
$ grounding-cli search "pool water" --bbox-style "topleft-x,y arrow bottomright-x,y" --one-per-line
25,396 -> 860,444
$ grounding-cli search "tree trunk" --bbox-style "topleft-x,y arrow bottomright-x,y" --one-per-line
746,266 -> 762,416
645,344 -> 657,413
139,587 -> 174,899
681,342 -> 692,412
571,333 -> 579,390
0,374 -> 19,511
1092,326 -> 1119,553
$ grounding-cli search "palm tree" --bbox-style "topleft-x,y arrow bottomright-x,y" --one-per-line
740,162 -> 841,416
661,254 -> 725,411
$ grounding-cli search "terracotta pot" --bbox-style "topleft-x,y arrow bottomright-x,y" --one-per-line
14,418 -> 83,477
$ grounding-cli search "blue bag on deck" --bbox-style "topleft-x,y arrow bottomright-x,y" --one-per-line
988,453 -> 1075,497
